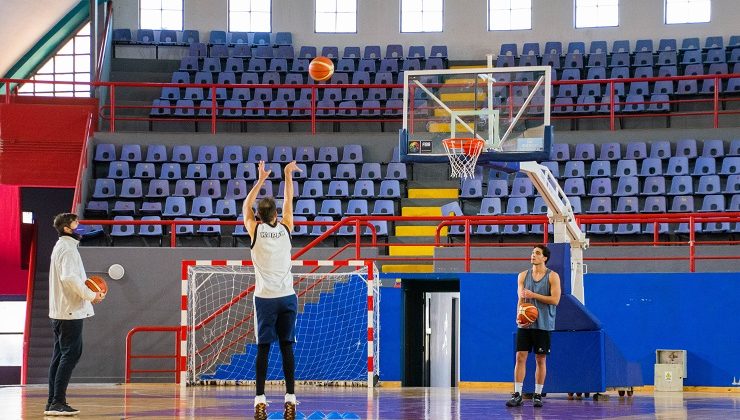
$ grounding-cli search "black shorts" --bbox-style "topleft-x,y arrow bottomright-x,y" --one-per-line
254,294 -> 298,344
516,328 -> 551,355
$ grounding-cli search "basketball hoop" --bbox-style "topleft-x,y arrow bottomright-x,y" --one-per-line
442,138 -> 486,179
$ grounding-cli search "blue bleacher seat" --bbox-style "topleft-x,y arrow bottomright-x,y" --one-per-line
133,163 -> 155,179
321,46 -> 339,58
224,179 -> 247,200
550,143 -> 570,161
610,52 -> 630,67
252,32 -> 270,46
185,163 -> 207,179
614,176 -> 639,196
120,144 -> 142,162
681,37 -> 700,51
699,194 -> 725,212
573,143 -> 596,161
589,178 -> 613,196
372,200 -> 395,216
676,79 -> 698,95
181,29 -> 199,44
460,179 -> 483,198
107,161 -> 130,179
642,196 -> 666,213
318,199 -> 343,217
326,180 -> 349,198
634,66 -> 654,78
668,176 -> 693,196
729,194 -> 740,211
669,195 -> 694,212
188,42 -> 207,57
588,161 -> 612,178
563,178 -> 586,196
189,197 -> 213,217
724,175 -> 740,194
353,180 -> 375,198
199,179 -> 222,198
163,196 -> 187,217
359,163 -> 382,180
146,179 -> 170,198
719,157 -> 739,175
173,179 -> 196,197
586,197 -> 612,214
692,157 -> 716,176
379,180 -> 402,199
159,163 -> 181,180
649,141 -> 672,160
485,179 -> 508,198
478,197 -> 502,215
615,196 -> 638,213
209,30 -> 227,45
300,180 -> 323,198
674,139 -> 697,159
385,162 -> 407,181
136,29 -> 155,44
334,163 -> 356,180
510,178 -> 534,197
119,179 -> 143,199
697,175 -> 721,195
598,142 -> 621,161
111,200 -> 136,216
112,28 -> 132,43
173,99 -> 195,117
308,163 -> 331,181
659,38 -> 677,52
666,156 -> 689,176
245,145 -> 268,163
615,159 -> 638,177
317,146 -> 339,163
138,216 -> 163,242
110,216 -> 135,240
647,94 -> 671,112
641,176 -> 666,196
657,65 -> 678,77
94,144 -> 116,162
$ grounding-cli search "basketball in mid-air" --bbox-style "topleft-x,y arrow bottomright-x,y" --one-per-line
308,56 -> 335,82
517,302 -> 538,325
85,275 -> 108,294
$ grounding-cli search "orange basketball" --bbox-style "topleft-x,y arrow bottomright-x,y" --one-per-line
308,56 -> 334,82
85,275 -> 108,294
517,302 -> 538,325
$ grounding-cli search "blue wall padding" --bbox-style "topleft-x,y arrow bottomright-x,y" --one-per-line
548,243 -> 571,294
554,294 -> 602,331
604,333 -> 644,388
521,331 -> 606,393
378,287 -> 402,381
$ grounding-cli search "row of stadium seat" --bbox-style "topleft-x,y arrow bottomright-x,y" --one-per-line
539,158 -> 739,179
93,144 -> 374,164
113,29 -> 292,47
498,50 -> 740,70
549,140 -> 740,161
96,161 -> 408,181
462,175 -> 738,199
177,56 -> 446,74
497,36 -> 739,58
90,178 -> 405,200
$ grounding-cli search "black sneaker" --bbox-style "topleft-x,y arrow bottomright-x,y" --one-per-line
43,402 -> 51,415
505,392 -> 523,407
283,401 -> 297,420
254,402 -> 267,420
533,393 -> 543,408
45,402 -> 80,416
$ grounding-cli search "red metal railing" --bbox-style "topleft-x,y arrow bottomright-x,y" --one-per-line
81,211 -> 740,273
2,72 -> 738,132
21,225 -> 37,385
125,326 -> 182,383
71,112 -> 95,214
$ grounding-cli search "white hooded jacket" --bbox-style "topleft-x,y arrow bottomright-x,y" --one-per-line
48,236 -> 96,320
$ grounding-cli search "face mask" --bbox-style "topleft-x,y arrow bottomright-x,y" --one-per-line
62,226 -> 84,241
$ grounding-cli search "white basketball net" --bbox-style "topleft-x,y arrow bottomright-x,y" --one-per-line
442,138 -> 485,179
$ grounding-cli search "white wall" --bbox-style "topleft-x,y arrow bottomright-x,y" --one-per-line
0,0 -> 78,77
112,0 -> 740,60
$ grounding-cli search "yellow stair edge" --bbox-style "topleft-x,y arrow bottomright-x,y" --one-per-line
401,206 -> 442,216
434,108 -> 475,117
428,122 -> 476,133
408,188 -> 458,199
395,225 -> 447,236
382,264 -> 435,273
389,245 -> 435,256
440,92 -> 487,101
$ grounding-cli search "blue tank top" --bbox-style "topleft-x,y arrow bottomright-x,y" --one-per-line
523,269 -> 557,331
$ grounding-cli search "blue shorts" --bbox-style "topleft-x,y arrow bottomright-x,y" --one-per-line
254,294 -> 297,344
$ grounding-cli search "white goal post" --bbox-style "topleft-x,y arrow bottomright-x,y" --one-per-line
179,259 -> 379,388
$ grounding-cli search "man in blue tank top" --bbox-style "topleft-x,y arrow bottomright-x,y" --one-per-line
243,160 -> 302,420
506,245 -> 561,408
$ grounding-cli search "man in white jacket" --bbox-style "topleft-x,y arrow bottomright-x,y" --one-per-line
45,213 -> 105,416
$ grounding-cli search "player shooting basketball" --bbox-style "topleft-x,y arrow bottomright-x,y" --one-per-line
506,245 -> 561,408
243,161 -> 302,420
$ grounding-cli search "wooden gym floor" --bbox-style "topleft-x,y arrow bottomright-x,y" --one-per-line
2,383 -> 738,419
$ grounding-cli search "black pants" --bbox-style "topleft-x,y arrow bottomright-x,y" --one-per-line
48,319 -> 84,405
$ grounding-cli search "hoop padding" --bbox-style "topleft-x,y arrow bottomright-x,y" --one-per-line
180,260 -> 378,388
442,138 -> 486,179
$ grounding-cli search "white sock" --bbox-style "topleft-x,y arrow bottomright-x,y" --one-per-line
254,394 -> 267,406
285,393 -> 297,404
514,382 -> 523,394
535,384 -> 544,394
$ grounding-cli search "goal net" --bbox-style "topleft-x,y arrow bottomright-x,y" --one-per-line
181,260 -> 379,387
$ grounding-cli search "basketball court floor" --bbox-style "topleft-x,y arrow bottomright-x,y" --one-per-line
2,383 -> 737,419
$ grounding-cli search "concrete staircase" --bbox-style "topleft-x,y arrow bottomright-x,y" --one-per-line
382,180 -> 459,273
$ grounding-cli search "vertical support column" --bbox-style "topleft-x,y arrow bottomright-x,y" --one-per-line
366,261 -> 375,390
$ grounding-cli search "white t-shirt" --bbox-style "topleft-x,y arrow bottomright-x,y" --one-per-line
48,236 -> 96,320
251,222 -> 295,298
